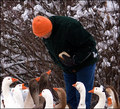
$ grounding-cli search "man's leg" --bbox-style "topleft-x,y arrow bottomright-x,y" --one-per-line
63,72 -> 77,109
76,64 -> 96,109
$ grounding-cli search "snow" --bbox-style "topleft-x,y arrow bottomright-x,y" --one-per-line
1,57 -> 37,69
3,11 -> 9,17
33,5 -> 46,15
47,2 -> 54,8
13,4 -> 22,11
106,1 -> 119,11
24,0 -> 28,5
110,56 -> 116,62
88,8 -> 95,15
98,42 -> 108,50
103,13 -> 116,24
101,58 -> 111,67
111,26 -> 119,39
2,50 -> 9,55
4,34 -> 11,39
33,5 -> 54,17
70,3 -> 91,18
104,30 -> 111,36
13,19 -> 20,25
21,9 -> 29,21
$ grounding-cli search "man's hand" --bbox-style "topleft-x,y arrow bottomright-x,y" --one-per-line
59,51 -> 76,67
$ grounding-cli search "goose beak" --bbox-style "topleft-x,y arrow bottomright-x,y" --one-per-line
88,87 -> 95,93
39,93 -> 42,96
107,97 -> 112,107
22,83 -> 27,90
53,88 -> 58,91
46,70 -> 51,75
35,77 -> 40,82
72,83 -> 76,87
12,78 -> 18,82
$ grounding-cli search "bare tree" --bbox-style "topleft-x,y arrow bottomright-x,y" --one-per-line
0,0 -> 120,106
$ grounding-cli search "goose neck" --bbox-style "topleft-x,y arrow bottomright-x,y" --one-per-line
95,92 -> 106,108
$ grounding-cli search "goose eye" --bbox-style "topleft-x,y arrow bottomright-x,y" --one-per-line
8,78 -> 10,80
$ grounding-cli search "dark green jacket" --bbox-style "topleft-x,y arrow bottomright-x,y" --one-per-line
43,16 -> 98,73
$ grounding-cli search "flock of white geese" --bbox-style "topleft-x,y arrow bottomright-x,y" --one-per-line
1,70 -> 120,109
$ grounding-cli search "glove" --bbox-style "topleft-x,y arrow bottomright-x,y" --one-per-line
59,52 -> 76,67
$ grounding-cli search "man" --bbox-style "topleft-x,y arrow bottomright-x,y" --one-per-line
32,16 -> 98,109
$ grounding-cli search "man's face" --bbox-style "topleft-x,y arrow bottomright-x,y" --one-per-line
42,31 -> 52,39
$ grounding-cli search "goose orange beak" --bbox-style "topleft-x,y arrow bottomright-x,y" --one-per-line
22,83 -> 27,90
39,93 -> 42,96
53,88 -> 58,91
12,78 -> 18,82
88,87 -> 95,93
107,97 -> 112,107
46,70 -> 51,75
35,77 -> 40,82
72,83 -> 76,87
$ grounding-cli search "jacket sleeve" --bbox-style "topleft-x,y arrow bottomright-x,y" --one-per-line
48,51 -> 58,64
67,21 -> 96,64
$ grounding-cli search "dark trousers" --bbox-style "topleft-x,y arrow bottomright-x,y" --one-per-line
63,64 -> 96,109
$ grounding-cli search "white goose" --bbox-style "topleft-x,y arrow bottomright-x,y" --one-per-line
1,76 -> 18,108
88,86 -> 106,108
72,81 -> 86,109
22,88 -> 29,101
24,88 -> 35,108
106,86 -> 120,108
39,89 -> 54,108
13,83 -> 27,108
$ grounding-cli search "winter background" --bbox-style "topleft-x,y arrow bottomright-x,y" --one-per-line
0,0 -> 120,108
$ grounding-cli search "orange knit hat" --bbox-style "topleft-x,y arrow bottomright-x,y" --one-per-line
32,16 -> 52,37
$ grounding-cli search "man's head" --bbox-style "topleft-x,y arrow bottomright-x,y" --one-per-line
32,16 -> 52,38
